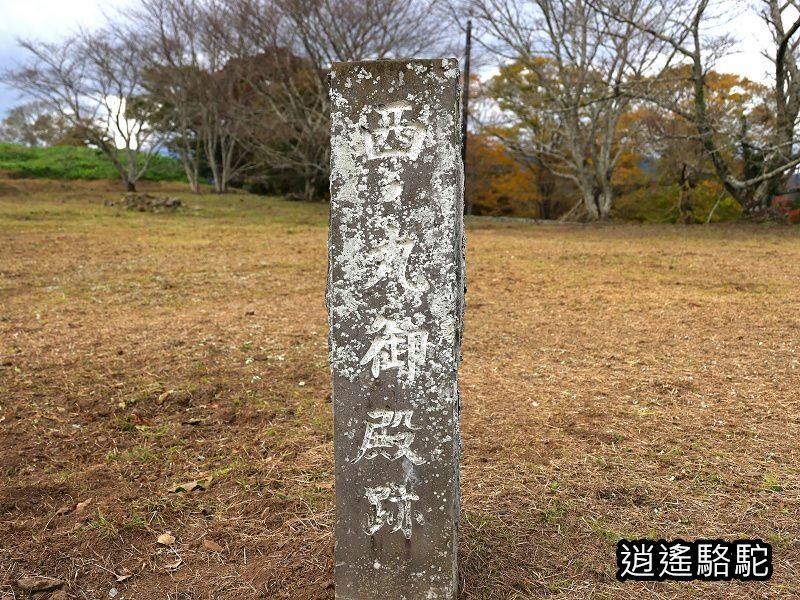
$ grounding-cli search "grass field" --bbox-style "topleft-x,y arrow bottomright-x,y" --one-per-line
1,178 -> 799,599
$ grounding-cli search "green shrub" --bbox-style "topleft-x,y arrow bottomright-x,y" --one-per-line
615,181 -> 741,223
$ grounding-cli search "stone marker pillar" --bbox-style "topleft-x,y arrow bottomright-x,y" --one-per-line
327,59 -> 464,600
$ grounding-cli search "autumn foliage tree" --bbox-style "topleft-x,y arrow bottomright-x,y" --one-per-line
0,101 -> 83,147
616,69 -> 769,220
607,0 -> 800,217
466,132 -> 576,219
464,0 -> 673,220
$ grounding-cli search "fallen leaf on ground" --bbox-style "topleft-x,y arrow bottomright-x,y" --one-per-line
130,413 -> 154,426
115,569 -> 135,583
202,539 -> 224,553
75,498 -> 92,512
157,532 -> 176,546
162,559 -> 182,572
167,475 -> 213,493
17,576 -> 64,592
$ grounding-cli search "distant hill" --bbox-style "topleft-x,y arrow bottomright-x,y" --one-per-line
0,143 -> 186,182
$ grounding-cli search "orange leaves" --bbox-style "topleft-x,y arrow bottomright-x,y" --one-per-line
466,134 -> 540,218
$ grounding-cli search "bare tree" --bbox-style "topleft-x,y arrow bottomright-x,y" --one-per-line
275,0 -> 451,66
604,0 -> 800,217
5,31 -> 164,191
210,0 -> 327,199
124,0 -> 252,193
461,0 -> 670,219
128,0 -> 206,192
213,0 -> 455,200
56,0 -> 457,197
196,1 -> 264,193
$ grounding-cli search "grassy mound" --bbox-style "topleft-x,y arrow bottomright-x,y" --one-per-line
0,143 -> 186,182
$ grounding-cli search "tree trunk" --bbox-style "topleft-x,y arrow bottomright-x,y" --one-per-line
304,177 -> 315,202
678,165 -> 692,224
126,150 -> 138,195
209,159 -> 222,193
539,197 -> 552,220
221,138 -> 237,194
598,188 -> 613,220
184,166 -> 200,194
582,188 -> 600,220
581,189 -> 613,220
179,153 -> 200,194
219,160 -> 229,193
204,128 -> 223,193
742,180 -> 775,219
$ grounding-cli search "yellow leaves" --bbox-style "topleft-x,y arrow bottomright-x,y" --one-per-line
612,148 -> 651,191
466,134 -> 544,218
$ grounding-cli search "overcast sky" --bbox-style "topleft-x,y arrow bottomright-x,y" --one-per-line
0,0 -> 778,118
0,0 -> 134,115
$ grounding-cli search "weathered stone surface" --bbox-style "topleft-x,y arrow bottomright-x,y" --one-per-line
328,59 -> 464,600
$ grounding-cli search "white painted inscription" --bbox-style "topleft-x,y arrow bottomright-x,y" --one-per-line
329,58 -> 463,599
359,316 -> 428,381
365,225 -> 429,293
365,483 -> 421,539
364,101 -> 426,160
353,409 -> 426,465
381,181 -> 403,204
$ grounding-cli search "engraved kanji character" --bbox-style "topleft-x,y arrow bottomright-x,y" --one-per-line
359,316 -> 428,381
353,409 -> 425,465
364,101 -> 425,160
364,483 -> 420,539
365,226 -> 429,293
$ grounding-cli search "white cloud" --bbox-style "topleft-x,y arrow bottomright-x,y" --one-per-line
0,0 -> 129,41
714,9 -> 773,83
0,0 -> 134,114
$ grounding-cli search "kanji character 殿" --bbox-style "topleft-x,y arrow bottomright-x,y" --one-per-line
353,409 -> 425,465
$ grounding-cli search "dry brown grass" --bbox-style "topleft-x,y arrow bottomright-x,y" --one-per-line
1,179 -> 798,599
